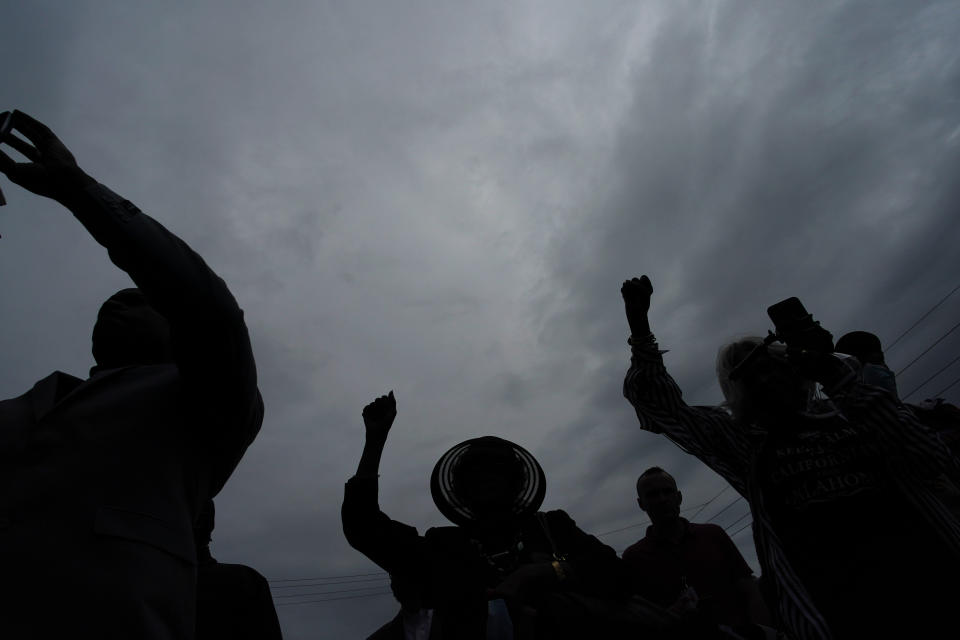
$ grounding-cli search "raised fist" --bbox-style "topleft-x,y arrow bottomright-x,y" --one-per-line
621,275 -> 653,336
362,391 -> 396,442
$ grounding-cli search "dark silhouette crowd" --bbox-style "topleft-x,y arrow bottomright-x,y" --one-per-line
2,111 -> 959,639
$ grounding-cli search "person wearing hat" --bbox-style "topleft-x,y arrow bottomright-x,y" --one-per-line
342,391 -> 641,639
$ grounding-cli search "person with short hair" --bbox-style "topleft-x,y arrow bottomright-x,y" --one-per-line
623,467 -> 772,636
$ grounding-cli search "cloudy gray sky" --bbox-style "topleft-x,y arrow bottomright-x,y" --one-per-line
3,1 -> 960,637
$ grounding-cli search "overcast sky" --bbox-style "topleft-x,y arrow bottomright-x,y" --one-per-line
3,1 -> 960,637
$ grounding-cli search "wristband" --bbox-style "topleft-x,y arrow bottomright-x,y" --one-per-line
627,333 -> 656,346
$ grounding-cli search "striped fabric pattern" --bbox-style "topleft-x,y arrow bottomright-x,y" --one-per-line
622,334 -> 960,640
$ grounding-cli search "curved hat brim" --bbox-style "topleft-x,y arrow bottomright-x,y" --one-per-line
430,436 -> 546,527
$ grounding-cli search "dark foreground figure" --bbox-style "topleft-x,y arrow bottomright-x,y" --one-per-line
342,392 -> 668,639
621,274 -> 960,639
195,500 -> 283,640
623,467 -> 773,638
0,111 -> 263,639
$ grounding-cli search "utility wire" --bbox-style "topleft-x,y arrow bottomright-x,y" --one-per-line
729,520 -> 754,538
933,375 -> 960,398
273,584 -> 393,599
885,283 -> 960,353
895,319 -> 960,377
722,510 -> 752,533
688,484 -> 731,522
901,353 -> 960,401
269,571 -> 386,584
276,590 -> 394,606
271,575 -> 389,589
595,500 -> 715,538
704,495 -> 744,524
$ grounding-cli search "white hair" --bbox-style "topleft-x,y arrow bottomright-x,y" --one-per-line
716,336 -> 766,423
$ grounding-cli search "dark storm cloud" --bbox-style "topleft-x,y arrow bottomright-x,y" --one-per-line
5,1 -> 960,638
536,0 -> 960,531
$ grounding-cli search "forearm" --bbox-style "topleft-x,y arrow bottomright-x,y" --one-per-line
355,436 -> 387,478
64,181 -> 242,324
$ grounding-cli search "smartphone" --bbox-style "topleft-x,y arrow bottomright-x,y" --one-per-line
767,297 -> 810,335
767,297 -> 834,351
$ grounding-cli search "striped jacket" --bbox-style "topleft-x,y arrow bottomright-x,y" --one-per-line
623,334 -> 960,640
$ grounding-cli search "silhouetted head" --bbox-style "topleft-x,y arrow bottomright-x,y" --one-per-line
836,331 -> 899,399
636,467 -> 681,525
431,436 -> 545,532
717,337 -> 812,423
836,331 -> 885,366
91,288 -> 173,371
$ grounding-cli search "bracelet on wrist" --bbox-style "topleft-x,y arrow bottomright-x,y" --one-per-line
627,333 -> 656,346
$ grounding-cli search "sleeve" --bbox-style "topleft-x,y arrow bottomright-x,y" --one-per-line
66,182 -> 263,492
548,510 -> 633,599
341,475 -> 424,576
623,336 -> 751,495
830,376 -> 960,480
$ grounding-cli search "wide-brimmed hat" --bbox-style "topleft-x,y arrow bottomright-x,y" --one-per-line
430,436 -> 546,527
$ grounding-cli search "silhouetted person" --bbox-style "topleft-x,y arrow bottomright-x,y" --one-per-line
620,275 -> 960,639
194,500 -> 283,640
0,111 -> 264,638
835,330 -> 960,448
834,331 -> 899,400
342,392 -> 649,640
836,330 -> 960,516
623,467 -> 773,637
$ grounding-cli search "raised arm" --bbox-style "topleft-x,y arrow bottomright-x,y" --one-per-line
342,392 -> 423,574
0,110 -> 263,490
621,276 -> 750,494
793,350 -> 960,478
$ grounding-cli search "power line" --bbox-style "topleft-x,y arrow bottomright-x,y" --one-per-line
594,499 -> 716,538
885,282 -> 960,353
273,584 -> 393,599
901,353 -> 960,401
705,495 -> 744,524
722,510 -> 752,533
271,575 -> 390,589
729,520 -> 753,538
275,590 -> 394,606
688,484 -> 731,521
269,571 -> 386,584
933,375 -> 960,398
895,319 -> 960,377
